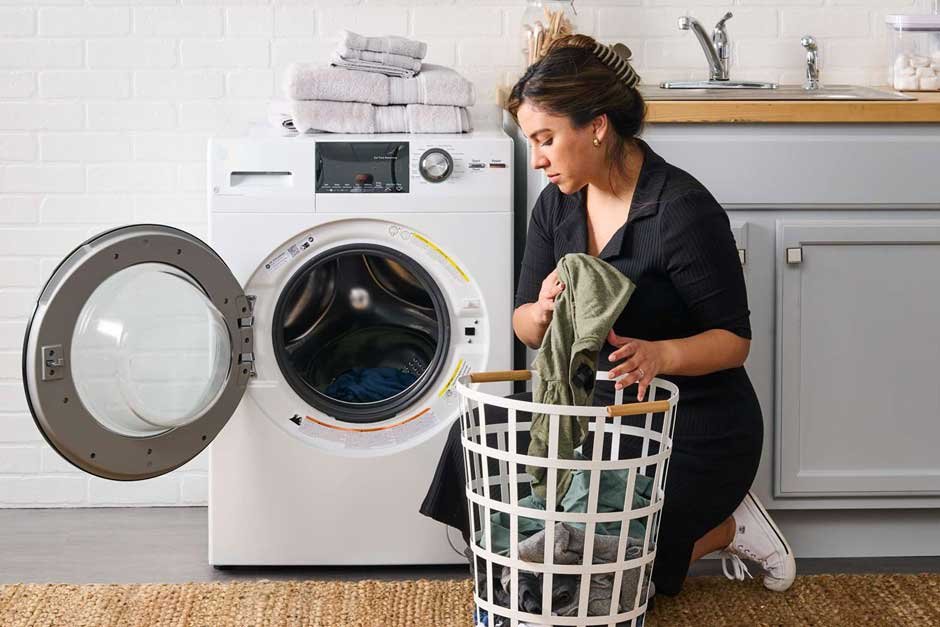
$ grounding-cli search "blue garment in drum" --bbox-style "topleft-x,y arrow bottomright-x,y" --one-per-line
325,367 -> 417,402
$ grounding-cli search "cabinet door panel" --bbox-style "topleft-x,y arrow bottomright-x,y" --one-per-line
777,220 -> 940,496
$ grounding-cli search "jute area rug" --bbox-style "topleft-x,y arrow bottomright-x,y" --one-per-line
2,574 -> 939,626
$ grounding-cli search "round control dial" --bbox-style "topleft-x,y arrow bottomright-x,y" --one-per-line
419,148 -> 454,183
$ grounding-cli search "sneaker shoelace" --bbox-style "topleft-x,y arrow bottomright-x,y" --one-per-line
720,550 -> 754,582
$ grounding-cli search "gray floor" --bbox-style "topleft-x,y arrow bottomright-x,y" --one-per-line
1,507 -> 938,584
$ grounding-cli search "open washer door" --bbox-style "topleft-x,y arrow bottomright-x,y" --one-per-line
22,225 -> 253,481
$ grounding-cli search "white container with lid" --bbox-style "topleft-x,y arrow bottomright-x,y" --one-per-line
886,14 -> 940,91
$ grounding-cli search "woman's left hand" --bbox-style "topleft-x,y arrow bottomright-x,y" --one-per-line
606,330 -> 667,401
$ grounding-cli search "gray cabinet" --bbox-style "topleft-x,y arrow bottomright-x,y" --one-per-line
645,122 -> 940,511
775,219 -> 940,497
502,117 -> 940,554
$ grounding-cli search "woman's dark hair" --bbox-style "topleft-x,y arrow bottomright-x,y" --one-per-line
505,34 -> 646,187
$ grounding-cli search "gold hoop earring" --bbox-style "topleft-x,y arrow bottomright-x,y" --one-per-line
593,137 -> 600,147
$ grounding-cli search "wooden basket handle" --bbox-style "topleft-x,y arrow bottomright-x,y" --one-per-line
606,400 -> 671,417
469,370 -> 532,383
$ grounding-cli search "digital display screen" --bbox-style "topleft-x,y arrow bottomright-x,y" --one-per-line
315,142 -> 409,193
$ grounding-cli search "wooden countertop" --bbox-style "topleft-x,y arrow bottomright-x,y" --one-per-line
644,90 -> 940,124
496,85 -> 940,124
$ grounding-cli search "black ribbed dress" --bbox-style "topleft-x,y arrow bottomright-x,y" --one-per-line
420,139 -> 763,596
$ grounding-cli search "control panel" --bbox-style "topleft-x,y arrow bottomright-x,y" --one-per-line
311,139 -> 509,193
315,141 -> 409,194
210,132 -> 513,213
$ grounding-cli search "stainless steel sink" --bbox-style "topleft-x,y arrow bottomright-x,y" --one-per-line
654,13 -> 914,101
641,84 -> 915,101
660,80 -> 777,90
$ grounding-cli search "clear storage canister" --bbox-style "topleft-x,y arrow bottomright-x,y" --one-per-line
521,0 -> 578,68
886,14 -> 940,91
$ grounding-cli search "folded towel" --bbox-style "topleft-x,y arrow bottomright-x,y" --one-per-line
405,103 -> 472,134
294,100 -> 387,133
392,64 -> 476,107
272,100 -> 472,134
270,101 -> 383,134
330,52 -> 417,78
341,29 -> 427,60
285,63 -> 475,108
284,64 -> 389,105
336,44 -> 422,73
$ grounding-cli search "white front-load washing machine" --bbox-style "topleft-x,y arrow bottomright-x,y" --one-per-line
21,127 -> 513,565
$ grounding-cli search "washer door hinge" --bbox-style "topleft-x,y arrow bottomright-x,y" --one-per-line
236,295 -> 256,383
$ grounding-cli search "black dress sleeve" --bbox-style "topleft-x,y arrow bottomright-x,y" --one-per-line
514,187 -> 558,308
660,191 -> 752,339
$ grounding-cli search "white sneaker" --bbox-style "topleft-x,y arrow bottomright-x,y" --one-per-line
720,490 -> 796,592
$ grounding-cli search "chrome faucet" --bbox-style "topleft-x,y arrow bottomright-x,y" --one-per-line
660,11 -> 776,89
801,35 -> 820,90
679,12 -> 733,81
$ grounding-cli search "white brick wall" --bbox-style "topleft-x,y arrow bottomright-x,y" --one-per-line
0,0 -> 933,508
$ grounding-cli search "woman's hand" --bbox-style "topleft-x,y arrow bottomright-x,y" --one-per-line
606,330 -> 672,401
533,269 -> 564,324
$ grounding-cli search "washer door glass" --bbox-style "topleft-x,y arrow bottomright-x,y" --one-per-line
71,263 -> 231,437
22,225 -> 250,481
274,245 -> 450,423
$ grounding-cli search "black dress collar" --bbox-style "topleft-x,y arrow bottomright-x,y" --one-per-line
561,138 -> 668,260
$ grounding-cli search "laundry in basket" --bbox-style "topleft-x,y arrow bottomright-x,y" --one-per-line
498,522 -> 648,614
482,451 -> 654,555
475,451 -> 655,620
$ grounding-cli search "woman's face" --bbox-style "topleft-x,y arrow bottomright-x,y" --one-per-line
516,100 -> 604,195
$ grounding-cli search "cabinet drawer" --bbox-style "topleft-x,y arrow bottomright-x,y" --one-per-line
643,125 -> 940,207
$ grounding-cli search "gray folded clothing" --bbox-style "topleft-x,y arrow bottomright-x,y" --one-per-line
341,29 -> 427,60
284,63 -> 475,108
281,100 -> 472,134
336,44 -> 422,73
499,522 -> 649,616
330,52 -> 416,79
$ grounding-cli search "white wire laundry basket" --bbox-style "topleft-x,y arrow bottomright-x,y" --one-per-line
456,369 -> 679,627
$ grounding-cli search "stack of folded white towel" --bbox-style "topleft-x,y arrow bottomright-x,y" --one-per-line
271,29 -> 475,135
332,29 -> 425,79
